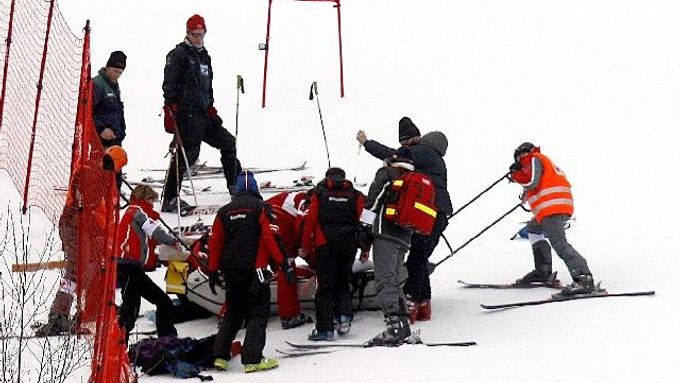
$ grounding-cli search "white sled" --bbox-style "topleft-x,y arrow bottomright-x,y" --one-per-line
168,260 -> 384,316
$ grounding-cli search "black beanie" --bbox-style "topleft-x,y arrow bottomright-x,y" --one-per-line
398,117 -> 420,142
106,51 -> 127,70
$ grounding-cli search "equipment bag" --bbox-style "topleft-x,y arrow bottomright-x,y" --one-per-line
384,172 -> 437,235
166,261 -> 190,294
129,335 -> 215,380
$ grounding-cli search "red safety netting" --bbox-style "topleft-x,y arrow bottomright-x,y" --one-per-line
0,0 -> 82,223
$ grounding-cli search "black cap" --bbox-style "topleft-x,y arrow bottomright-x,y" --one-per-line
398,117 -> 420,142
106,51 -> 127,70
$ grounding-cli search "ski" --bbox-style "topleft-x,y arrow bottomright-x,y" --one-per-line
275,348 -> 335,358
458,272 -> 564,290
141,161 -> 308,176
285,339 -> 476,349
481,289 -> 655,310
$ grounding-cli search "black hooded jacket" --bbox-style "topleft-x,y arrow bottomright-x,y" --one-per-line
162,42 -> 214,112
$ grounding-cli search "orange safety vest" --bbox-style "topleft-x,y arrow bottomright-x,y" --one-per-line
525,153 -> 573,222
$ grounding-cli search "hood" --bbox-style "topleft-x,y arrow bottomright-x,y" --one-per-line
420,131 -> 448,156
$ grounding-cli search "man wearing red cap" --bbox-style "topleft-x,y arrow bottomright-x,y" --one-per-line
161,14 -> 241,212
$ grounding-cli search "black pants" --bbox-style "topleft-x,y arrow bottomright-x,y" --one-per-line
403,213 -> 448,302
213,273 -> 270,365
314,244 -> 356,332
164,110 -> 241,201
117,261 -> 177,342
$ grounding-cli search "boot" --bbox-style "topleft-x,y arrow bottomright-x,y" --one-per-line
281,313 -> 314,330
335,315 -> 352,336
555,275 -> 595,296
244,357 -> 279,373
368,315 -> 412,346
406,295 -> 419,324
213,358 -> 229,371
308,329 -> 334,341
515,269 -> 555,285
34,313 -> 72,337
416,300 -> 431,321
161,197 -> 192,213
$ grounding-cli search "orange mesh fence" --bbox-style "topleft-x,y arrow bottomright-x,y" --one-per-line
0,0 -> 83,223
0,1 -> 132,381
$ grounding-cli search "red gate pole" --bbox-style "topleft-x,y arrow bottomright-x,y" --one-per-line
334,0 -> 344,97
0,0 -> 17,131
22,0 -> 56,214
262,0 -> 273,108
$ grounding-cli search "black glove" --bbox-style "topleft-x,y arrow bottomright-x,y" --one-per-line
256,268 -> 273,284
356,225 -> 374,251
208,273 -> 219,295
509,162 -> 522,172
282,259 -> 296,283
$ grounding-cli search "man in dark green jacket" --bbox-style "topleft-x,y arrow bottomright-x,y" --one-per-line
93,51 -> 127,148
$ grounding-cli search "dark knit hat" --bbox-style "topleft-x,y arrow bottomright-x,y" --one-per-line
325,167 -> 346,180
398,117 -> 420,142
106,51 -> 126,70
235,171 -> 259,194
186,14 -> 206,32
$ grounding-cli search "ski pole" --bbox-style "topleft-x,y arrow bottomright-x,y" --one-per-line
434,202 -> 523,269
309,81 -> 331,168
447,172 -> 510,221
353,144 -> 361,183
235,75 -> 244,182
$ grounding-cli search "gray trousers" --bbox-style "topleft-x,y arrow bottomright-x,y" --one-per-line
372,239 -> 409,317
527,214 -> 591,279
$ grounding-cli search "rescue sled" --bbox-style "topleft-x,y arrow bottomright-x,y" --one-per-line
158,244 -> 384,316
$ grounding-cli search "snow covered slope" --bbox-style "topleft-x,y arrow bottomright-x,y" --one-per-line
1,0 -> 678,381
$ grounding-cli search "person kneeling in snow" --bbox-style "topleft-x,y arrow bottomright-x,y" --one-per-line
266,190 -> 316,329
207,171 -> 294,373
117,185 -> 179,343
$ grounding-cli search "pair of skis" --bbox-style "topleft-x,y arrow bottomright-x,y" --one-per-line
457,277 -> 655,309
140,161 -> 308,180
278,330 -> 476,356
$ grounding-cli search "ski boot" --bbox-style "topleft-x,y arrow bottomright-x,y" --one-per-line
416,299 -> 431,321
554,275 -> 595,297
308,329 -> 334,341
244,357 -> 279,373
213,358 -> 229,371
161,197 -> 192,213
335,315 -> 352,336
34,313 -> 72,337
515,269 -> 555,285
366,315 -> 412,347
406,295 -> 419,324
281,313 -> 314,330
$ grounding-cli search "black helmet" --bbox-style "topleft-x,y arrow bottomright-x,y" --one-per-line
514,142 -> 535,162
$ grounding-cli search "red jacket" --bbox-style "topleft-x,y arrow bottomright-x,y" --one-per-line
302,180 -> 365,252
267,191 -> 309,257
117,198 -> 171,270
207,195 -> 285,274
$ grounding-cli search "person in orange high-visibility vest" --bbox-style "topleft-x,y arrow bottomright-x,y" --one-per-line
509,142 -> 595,296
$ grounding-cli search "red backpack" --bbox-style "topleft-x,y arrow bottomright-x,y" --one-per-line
384,172 -> 437,235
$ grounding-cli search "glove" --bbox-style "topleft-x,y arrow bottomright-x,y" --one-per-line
256,268 -> 273,284
163,103 -> 178,134
208,273 -> 219,295
282,259 -> 296,283
356,225 -> 374,252
509,162 -> 522,172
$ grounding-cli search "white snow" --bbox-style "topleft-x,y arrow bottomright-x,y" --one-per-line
2,0 -> 679,382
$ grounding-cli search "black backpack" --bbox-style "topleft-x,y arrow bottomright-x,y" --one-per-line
129,335 -> 215,380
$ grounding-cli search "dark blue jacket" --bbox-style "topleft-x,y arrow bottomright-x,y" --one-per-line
162,42 -> 214,112
93,69 -> 125,146
364,139 -> 453,216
